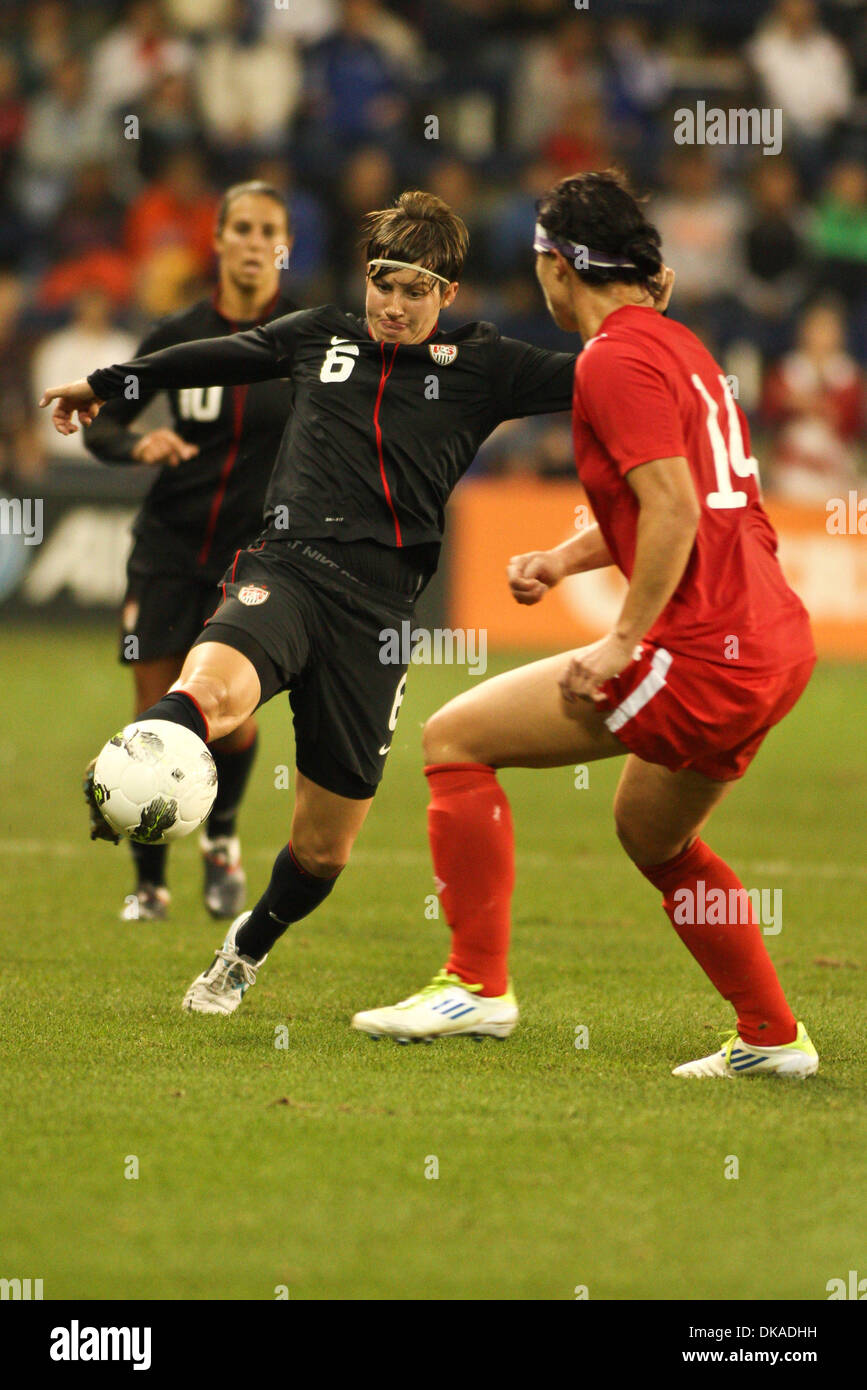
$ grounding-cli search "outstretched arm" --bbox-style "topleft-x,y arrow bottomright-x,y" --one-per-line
83,322 -> 198,467
40,318 -> 294,436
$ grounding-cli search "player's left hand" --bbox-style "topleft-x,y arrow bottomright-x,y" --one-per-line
559,633 -> 633,712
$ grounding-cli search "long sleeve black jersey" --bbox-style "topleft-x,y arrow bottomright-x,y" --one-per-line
84,292 -> 297,580
88,304 -> 577,552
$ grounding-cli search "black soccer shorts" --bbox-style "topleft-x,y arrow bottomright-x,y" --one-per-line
120,569 -> 223,666
193,538 -> 417,799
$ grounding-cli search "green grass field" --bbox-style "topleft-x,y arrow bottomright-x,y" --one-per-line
1,625 -> 864,1301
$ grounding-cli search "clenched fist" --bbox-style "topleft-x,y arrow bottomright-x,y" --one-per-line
507,549 -> 568,606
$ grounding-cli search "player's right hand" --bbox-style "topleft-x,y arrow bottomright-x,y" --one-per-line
39,379 -> 103,434
132,430 -> 199,468
507,550 -> 566,605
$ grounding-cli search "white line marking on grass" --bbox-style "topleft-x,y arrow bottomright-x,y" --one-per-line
1,842 -> 866,881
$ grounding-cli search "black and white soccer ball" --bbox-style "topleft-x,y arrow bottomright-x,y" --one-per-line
92,720 -> 217,845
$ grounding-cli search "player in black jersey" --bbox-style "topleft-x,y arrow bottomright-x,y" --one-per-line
83,180 -> 298,922
40,190 -> 577,1016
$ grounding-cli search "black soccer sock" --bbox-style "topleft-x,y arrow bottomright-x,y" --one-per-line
131,841 -> 168,889
235,843 -> 341,960
137,690 -> 209,742
208,731 -> 258,840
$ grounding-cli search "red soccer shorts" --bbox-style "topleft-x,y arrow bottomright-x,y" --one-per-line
597,642 -> 816,781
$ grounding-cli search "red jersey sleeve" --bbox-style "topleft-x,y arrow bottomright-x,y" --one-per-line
574,337 -> 687,475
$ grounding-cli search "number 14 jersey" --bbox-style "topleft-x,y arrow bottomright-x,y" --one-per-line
571,304 -> 814,674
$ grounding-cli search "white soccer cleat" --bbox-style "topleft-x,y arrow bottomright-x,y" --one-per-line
182,911 -> 266,1016
352,969 -> 518,1042
672,1021 -> 818,1078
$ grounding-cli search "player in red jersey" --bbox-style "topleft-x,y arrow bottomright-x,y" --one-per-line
353,171 -> 819,1078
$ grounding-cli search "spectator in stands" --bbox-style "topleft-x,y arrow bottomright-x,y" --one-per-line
137,71 -> 202,181
124,149 -> 218,279
328,143 -> 397,306
15,1 -> 70,94
428,156 -> 488,259
602,17 -> 672,177
761,299 -> 864,499
737,157 -> 810,358
652,149 -> 746,351
31,287 -> 136,461
487,155 -> 562,278
809,159 -> 867,305
50,163 -> 126,263
0,271 -> 44,482
163,0 -> 233,36
36,162 -> 132,312
301,0 -> 407,169
246,158 -> 328,290
17,57 -> 114,225
0,48 -> 26,196
510,14 -> 603,153
541,92 -> 612,177
196,0 -> 301,177
90,0 -> 192,117
471,415 -> 574,480
0,47 -> 27,261
257,0 -> 338,45
748,0 -> 854,188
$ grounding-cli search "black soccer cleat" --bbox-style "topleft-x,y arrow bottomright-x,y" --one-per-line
83,759 -> 121,845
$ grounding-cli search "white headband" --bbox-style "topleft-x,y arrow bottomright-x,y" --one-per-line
367,258 -> 452,286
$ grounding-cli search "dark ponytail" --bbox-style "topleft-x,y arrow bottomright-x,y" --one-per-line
537,169 -> 665,299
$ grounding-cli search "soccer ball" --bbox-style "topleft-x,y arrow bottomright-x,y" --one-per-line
92,720 -> 217,845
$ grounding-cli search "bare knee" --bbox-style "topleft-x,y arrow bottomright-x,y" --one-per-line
172,672 -> 232,734
290,829 -> 351,879
614,803 -> 690,868
422,703 -> 476,765
172,645 -> 259,741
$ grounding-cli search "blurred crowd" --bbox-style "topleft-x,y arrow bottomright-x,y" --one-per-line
0,0 -> 865,498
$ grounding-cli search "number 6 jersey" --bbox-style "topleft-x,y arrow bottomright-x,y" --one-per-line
87,304 -> 576,556
571,305 -> 814,673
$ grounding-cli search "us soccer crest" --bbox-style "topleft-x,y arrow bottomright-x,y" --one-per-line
238,584 -> 270,606
429,344 -> 458,366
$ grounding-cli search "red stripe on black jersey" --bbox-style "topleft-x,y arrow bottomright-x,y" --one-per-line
373,342 -> 402,547
197,384 -> 249,567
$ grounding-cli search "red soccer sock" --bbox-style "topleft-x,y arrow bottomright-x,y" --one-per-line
425,762 -> 514,997
639,838 -> 797,1046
